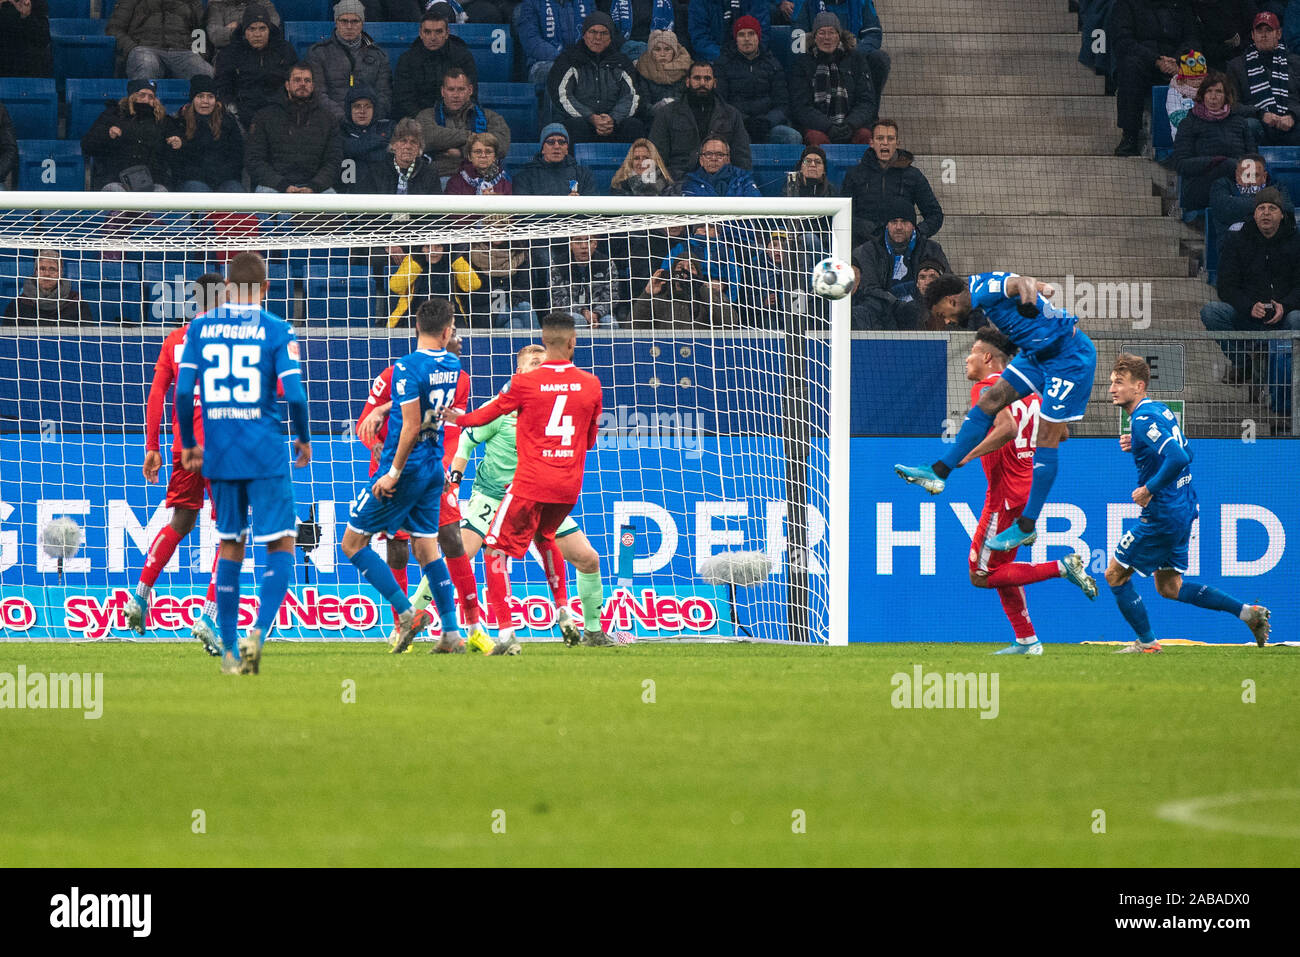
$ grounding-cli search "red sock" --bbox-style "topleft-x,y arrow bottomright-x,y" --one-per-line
538,536 -> 568,606
996,586 -> 1037,641
484,549 -> 514,632
445,552 -> 479,625
391,565 -> 409,625
140,525 -> 184,587
205,552 -> 219,604
986,561 -> 1060,589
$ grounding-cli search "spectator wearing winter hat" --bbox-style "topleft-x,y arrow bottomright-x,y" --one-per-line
1227,11 -> 1300,147
393,5 -> 479,124
850,198 -> 950,330
715,15 -> 802,145
791,11 -> 878,145
1201,186 -> 1300,383
688,0 -> 769,63
792,1 -> 890,95
1167,49 -> 1208,141
307,0 -> 394,121
1171,69 -> 1256,210
608,0 -> 675,61
1210,153 -> 1294,254
81,79 -> 178,191
206,0 -> 282,50
513,122 -> 596,195
214,5 -> 298,129
107,0 -> 215,82
518,0 -> 597,91
649,60 -> 752,180
170,74 -> 246,192
417,67 -> 512,186
633,29 -> 692,122
548,12 -> 646,144
782,145 -> 836,196
340,83 -> 393,181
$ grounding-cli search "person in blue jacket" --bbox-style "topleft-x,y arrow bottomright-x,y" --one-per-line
689,0 -> 770,62
607,0 -> 675,60
518,0 -> 598,87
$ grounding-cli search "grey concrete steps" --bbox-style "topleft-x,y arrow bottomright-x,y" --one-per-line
884,32 -> 1081,56
937,215 -> 1188,244
889,71 -> 1107,96
880,0 -> 1077,30
883,94 -> 1115,122
935,245 -> 1191,277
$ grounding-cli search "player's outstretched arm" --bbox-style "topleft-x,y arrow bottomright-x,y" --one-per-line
450,389 -> 516,428
958,408 -> 1017,466
143,348 -> 174,482
357,401 -> 391,449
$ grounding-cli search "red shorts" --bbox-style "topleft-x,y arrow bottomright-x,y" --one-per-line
376,529 -> 411,543
485,492 -> 572,559
439,483 -> 461,528
166,450 -> 211,513
969,502 -> 1025,575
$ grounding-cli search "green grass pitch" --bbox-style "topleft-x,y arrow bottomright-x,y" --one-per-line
0,642 -> 1296,867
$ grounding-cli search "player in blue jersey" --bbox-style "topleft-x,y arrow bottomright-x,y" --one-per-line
1104,354 -> 1271,653
176,252 -> 312,675
339,299 -> 465,655
895,271 -> 1099,553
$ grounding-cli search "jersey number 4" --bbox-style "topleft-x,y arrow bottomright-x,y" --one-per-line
546,394 -> 575,446
203,343 -> 262,403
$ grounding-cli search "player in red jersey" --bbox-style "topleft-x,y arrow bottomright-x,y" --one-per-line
355,331 -> 485,651
125,273 -> 225,655
959,328 -> 1098,655
444,312 -> 613,655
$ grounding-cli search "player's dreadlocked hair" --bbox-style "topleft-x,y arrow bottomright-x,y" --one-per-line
193,272 -> 225,316
975,327 -> 1017,360
923,273 -> 968,312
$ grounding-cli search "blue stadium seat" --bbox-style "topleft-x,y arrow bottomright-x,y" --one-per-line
47,0 -> 93,16
305,275 -> 375,326
451,23 -> 513,84
366,22 -> 417,67
154,79 -> 190,111
1152,85 -> 1173,161
265,277 -> 297,321
17,139 -> 85,190
86,262 -> 144,325
100,0 -> 117,17
1,79 -> 59,139
819,144 -> 869,186
504,140 -> 539,172
478,82 -> 538,144
66,79 -> 190,140
1259,146 -> 1300,166
574,142 -> 630,196
750,143 -> 804,196
50,19 -> 116,81
275,0 -> 331,20
285,21 -> 333,54
767,26 -> 805,71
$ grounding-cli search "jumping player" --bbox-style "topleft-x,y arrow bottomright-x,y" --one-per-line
176,252 -> 312,675
125,272 -> 226,656
341,299 -> 464,655
1105,354 -> 1271,652
416,343 -> 585,647
444,312 -> 614,655
959,329 -> 1098,655
355,331 -> 481,651
897,271 -> 1098,553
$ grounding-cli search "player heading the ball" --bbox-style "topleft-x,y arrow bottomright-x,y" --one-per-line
1105,354 -> 1271,653
176,252 -> 313,676
444,312 -> 614,655
896,271 -> 1099,553
341,299 -> 465,654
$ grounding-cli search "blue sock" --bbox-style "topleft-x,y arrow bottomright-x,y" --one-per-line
1176,582 -> 1244,617
423,558 -> 459,635
350,546 -> 411,614
1110,580 -> 1157,644
1021,444 -> 1058,523
254,549 -> 294,638
216,558 -> 242,657
938,405 -> 995,471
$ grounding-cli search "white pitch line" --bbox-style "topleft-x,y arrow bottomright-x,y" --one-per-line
1156,790 -> 1300,839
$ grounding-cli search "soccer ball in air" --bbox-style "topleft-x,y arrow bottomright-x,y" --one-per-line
810,258 -> 855,300
41,516 -> 84,561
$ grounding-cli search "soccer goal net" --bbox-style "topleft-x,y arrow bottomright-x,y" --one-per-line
0,193 -> 850,646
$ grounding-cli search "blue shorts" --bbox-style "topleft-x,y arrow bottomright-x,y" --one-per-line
210,475 -> 297,545
347,467 -> 444,538
1114,519 -> 1192,577
1003,329 -> 1097,423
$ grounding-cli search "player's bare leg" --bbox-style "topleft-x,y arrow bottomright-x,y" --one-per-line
556,530 -> 614,647
986,419 -> 1070,551
1152,568 -> 1271,647
895,379 -> 1019,494
1105,560 -> 1162,653
537,531 -> 580,645
126,505 -> 200,637
483,547 -> 522,655
341,527 -> 433,654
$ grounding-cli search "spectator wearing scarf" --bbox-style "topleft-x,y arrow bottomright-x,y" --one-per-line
1172,69 -> 1256,209
791,12 -> 878,145
850,199 -> 950,330
1167,49 -> 1207,140
444,131 -> 512,194
634,29 -> 692,121
417,67 -> 512,181
1228,11 -> 1300,145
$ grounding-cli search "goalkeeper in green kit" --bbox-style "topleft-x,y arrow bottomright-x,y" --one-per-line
410,344 -> 598,647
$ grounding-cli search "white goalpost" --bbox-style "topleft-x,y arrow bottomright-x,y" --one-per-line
0,192 -> 850,646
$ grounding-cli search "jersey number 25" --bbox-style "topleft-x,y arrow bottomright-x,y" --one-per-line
203,343 -> 261,403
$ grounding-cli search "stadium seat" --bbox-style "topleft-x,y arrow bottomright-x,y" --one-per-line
47,0 -> 93,16
478,82 -> 538,144
750,143 -> 804,196
86,261 -> 144,325
1151,86 -> 1173,161
274,0 -> 330,20
66,79 -> 191,140
17,139 -> 85,191
504,140 -> 539,172
50,19 -> 117,81
365,22 -> 418,67
284,21 -> 333,54
451,23 -> 513,84
767,26 -> 804,71
0,79 -> 59,140
305,275 -> 375,326
1259,146 -> 1300,166
574,142 -> 631,196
